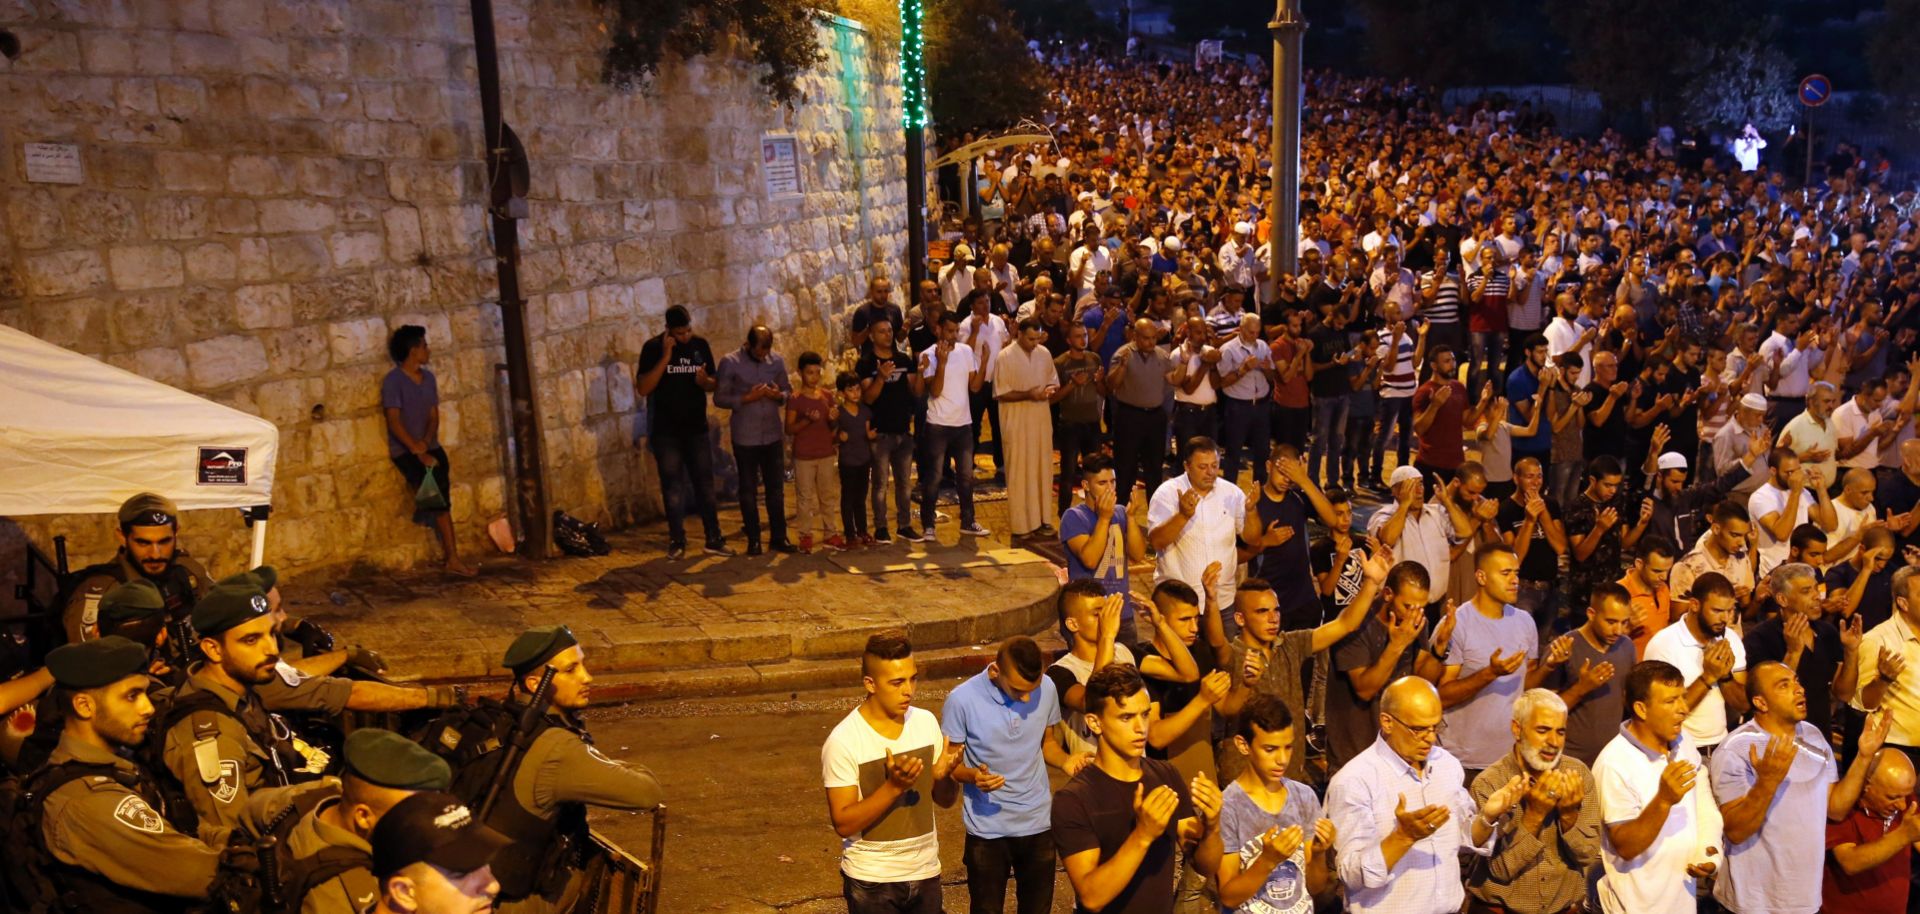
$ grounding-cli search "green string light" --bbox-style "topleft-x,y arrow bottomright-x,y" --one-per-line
899,0 -> 928,128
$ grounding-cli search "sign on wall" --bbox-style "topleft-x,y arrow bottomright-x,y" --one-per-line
24,143 -> 83,184
761,133 -> 802,199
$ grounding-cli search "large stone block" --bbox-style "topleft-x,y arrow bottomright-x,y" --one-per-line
233,283 -> 292,328
382,206 -> 423,263
327,315 -> 388,364
267,234 -> 331,279
155,150 -> 227,192
328,230 -> 385,270
184,242 -> 238,282
259,199 -> 336,234
108,346 -> 190,387
107,245 -> 185,290
6,189 -> 65,249
254,376 -> 327,425
261,325 -> 330,374
173,33 -> 241,74
228,154 -> 294,196
186,333 -> 268,387
144,197 -> 210,240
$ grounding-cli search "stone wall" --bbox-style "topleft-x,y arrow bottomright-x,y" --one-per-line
0,0 -> 906,584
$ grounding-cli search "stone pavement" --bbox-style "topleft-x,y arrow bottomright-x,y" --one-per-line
279,481 -> 1063,700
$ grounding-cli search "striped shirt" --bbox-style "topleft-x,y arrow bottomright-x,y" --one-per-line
1422,270 -> 1462,325
1376,329 -> 1418,399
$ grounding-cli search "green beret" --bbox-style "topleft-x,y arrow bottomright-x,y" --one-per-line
216,565 -> 277,593
343,728 -> 453,791
46,636 -> 151,688
191,584 -> 272,636
98,580 -> 167,625
117,492 -> 178,528
502,625 -> 579,674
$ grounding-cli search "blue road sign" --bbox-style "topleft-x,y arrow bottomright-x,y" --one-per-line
1799,74 -> 1832,107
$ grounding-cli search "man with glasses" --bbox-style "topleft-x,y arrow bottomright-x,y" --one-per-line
1326,676 -> 1527,914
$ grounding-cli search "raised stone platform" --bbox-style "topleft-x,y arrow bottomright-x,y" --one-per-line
279,505 -> 1063,701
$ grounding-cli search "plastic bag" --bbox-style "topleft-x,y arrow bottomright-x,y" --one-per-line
415,470 -> 449,512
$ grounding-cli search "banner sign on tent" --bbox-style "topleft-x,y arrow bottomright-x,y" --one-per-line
198,447 -> 249,486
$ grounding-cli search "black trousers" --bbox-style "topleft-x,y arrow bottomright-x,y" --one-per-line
1055,419 -> 1102,515
732,442 -> 787,545
964,831 -> 1056,914
839,463 -> 871,537
1111,403 -> 1167,506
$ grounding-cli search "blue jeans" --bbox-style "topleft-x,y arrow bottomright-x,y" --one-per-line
921,424 -> 975,529
1219,396 -> 1271,485
871,431 -> 915,533
1309,396 -> 1348,486
843,874 -> 942,914
648,431 -> 722,546
1371,397 -> 1414,479
1469,329 -> 1506,396
733,441 -> 787,545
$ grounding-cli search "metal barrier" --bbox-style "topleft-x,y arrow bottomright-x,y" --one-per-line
579,808 -> 667,914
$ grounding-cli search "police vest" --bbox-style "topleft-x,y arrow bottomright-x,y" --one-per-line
423,700 -> 590,900
8,761 -> 191,914
147,689 -> 296,833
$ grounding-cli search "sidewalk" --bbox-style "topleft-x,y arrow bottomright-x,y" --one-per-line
279,486 -> 1063,700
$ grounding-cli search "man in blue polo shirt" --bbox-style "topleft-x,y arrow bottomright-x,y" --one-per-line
1061,455 -> 1147,645
937,636 -> 1093,914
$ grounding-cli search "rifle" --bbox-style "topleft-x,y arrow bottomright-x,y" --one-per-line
166,619 -> 199,674
478,666 -> 555,822
257,835 -> 281,913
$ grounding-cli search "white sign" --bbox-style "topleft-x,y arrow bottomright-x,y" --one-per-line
1194,41 -> 1223,69
24,143 -> 83,184
761,134 -> 802,199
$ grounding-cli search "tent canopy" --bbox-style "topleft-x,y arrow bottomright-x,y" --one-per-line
0,324 -> 278,518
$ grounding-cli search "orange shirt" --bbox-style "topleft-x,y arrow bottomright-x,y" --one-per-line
1620,571 -> 1672,660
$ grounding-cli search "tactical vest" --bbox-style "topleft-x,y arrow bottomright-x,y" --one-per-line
68,554 -> 203,620
421,699 -> 590,900
259,788 -> 371,914
6,761 -> 191,914
146,688 -> 296,833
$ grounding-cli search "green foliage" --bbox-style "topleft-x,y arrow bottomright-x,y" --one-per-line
598,0 -> 829,106
926,0 -> 1049,132
1867,0 -> 1920,121
1675,35 -> 1799,132
1547,0 -> 1759,123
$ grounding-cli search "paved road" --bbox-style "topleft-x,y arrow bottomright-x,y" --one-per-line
585,683 -> 1080,914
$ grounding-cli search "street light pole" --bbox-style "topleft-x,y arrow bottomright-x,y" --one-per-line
1267,0 -> 1306,304
902,0 -> 930,292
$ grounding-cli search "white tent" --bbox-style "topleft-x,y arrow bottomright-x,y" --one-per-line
0,324 -> 278,565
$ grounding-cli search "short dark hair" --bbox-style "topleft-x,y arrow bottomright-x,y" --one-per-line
1185,436 -> 1220,459
1323,485 -> 1352,507
1475,544 -> 1516,569
1790,523 -> 1829,552
1237,576 -> 1275,595
1385,560 -> 1430,597
1084,663 -> 1146,715
861,631 -> 912,677
1150,579 -> 1199,609
1637,537 -> 1676,563
1589,581 -> 1631,613
1710,499 -> 1749,526
1080,453 -> 1112,477
835,371 -> 860,391
1625,659 -> 1685,713
387,324 -> 427,364
1585,455 -> 1624,481
1690,571 -> 1735,603
1017,316 -> 1043,333
664,305 -> 691,329
998,636 -> 1043,681
1057,579 -> 1108,636
1236,693 -> 1296,741
798,351 -> 824,371
940,310 -> 963,326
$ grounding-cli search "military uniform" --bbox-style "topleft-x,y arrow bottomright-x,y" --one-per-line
159,664 -> 299,830
62,550 -> 209,645
278,728 -> 451,914
37,731 -> 226,904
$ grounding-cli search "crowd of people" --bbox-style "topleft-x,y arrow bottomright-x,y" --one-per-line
810,48 -> 1920,914
1,491 -> 663,913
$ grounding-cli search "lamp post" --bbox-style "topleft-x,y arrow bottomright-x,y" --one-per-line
1266,0 -> 1306,304
902,0 -> 930,291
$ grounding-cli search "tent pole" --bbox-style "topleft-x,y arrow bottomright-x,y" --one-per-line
250,517 -> 267,567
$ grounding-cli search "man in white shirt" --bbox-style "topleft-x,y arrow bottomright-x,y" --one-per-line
821,632 -> 957,911
1747,450 -> 1837,576
1644,573 -> 1748,750
915,311 -> 990,540
1780,381 -> 1841,488
1732,124 -> 1766,172
1760,316 -> 1823,433
1218,221 -> 1257,293
1215,314 -> 1274,486
1067,231 -> 1111,300
1148,440 -> 1247,614
1168,317 -> 1221,469
982,244 -> 1020,314
1594,660 -> 1724,914
938,244 -> 977,311
1712,393 -> 1773,498
1833,378 -> 1898,472
1542,290 -> 1597,388
1368,465 -> 1474,612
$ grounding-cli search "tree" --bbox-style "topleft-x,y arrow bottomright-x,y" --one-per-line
1548,0 -> 1756,124
1867,0 -> 1920,121
1676,35 -> 1799,132
927,0 -> 1049,132
598,0 -> 828,105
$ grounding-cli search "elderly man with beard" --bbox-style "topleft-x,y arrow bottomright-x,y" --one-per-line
1712,393 -> 1774,498
1467,689 -> 1602,914
61,492 -> 211,644
1824,748 -> 1920,913
1709,663 -> 1889,914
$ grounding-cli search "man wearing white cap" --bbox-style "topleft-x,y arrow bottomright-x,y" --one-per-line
1645,446 -> 1761,562
1712,393 -> 1775,498
1219,221 -> 1257,296
1368,464 -> 1473,614
939,243 -> 977,311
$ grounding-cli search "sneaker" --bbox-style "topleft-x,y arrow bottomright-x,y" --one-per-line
666,542 -> 687,560
824,534 -> 849,551
797,534 -> 814,554
872,528 -> 893,545
704,541 -> 736,557
898,526 -> 923,542
769,540 -> 799,555
857,534 -> 877,547
746,542 -> 764,557
1034,524 -> 1055,537
959,522 -> 990,537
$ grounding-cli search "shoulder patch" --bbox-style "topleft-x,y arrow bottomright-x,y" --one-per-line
210,759 -> 240,805
114,795 -> 167,834
80,593 -> 102,629
275,661 -> 307,687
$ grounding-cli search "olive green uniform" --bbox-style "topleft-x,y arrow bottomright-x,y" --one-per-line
62,551 -> 209,644
284,787 -> 380,914
39,732 -> 226,898
495,716 -> 664,914
159,666 -> 293,831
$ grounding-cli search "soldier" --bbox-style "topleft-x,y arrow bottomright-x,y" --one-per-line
367,791 -> 510,914
488,625 -> 664,913
158,581 -> 300,830
280,728 -> 453,914
61,493 -> 211,644
21,637 -> 256,907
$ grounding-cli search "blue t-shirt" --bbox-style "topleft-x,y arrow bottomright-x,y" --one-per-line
380,367 -> 439,458
1083,304 -> 1129,365
939,670 -> 1061,839
1505,365 -> 1550,455
1219,778 -> 1322,914
1060,504 -> 1130,614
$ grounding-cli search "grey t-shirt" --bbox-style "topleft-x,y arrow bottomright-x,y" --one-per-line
1537,629 -> 1637,767
835,404 -> 874,467
381,367 -> 438,458
1327,614 -> 1415,772
1440,604 -> 1538,770
1218,778 -> 1322,914
1110,342 -> 1173,409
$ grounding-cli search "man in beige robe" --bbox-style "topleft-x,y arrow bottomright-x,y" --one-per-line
993,318 -> 1064,537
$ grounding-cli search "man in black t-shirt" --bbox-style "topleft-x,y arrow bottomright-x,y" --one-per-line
856,319 -> 923,541
1744,560 -> 1858,739
635,305 -> 730,559
849,276 -> 904,350
1581,350 -> 1631,463
1053,664 -> 1222,914
1496,457 -> 1568,636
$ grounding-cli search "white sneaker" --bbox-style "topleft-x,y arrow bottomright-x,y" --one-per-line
959,522 -> 990,537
